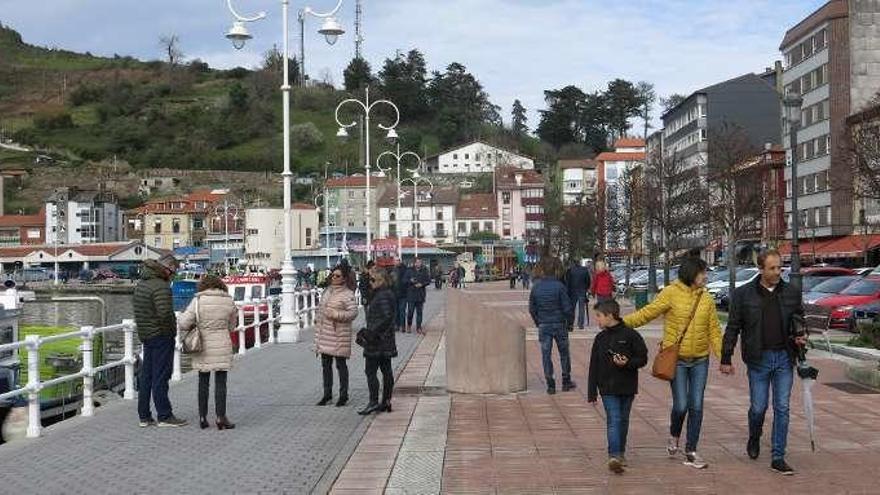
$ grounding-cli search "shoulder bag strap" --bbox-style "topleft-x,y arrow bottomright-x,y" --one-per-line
675,289 -> 703,346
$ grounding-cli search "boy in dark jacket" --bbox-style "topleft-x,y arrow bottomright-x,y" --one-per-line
587,300 -> 648,474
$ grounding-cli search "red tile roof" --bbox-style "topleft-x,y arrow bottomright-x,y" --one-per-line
595,152 -> 646,162
495,167 -> 544,188
558,159 -> 597,170
0,209 -> 45,228
613,138 -> 645,148
0,242 -> 139,258
457,193 -> 498,219
325,176 -> 384,188
184,190 -> 227,202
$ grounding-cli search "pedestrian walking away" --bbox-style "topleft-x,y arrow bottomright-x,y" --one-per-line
520,267 -> 531,290
509,267 -> 518,289
358,261 -> 375,309
177,275 -> 238,430
591,260 -> 615,304
623,256 -> 722,469
357,267 -> 398,416
587,299 -> 648,474
405,258 -> 431,334
314,262 -> 360,408
564,260 -> 592,330
457,264 -> 467,289
721,249 -> 808,476
133,253 -> 188,428
529,256 -> 575,394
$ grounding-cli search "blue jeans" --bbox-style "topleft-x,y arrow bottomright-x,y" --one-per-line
602,395 -> 634,457
670,357 -> 709,452
747,350 -> 794,461
538,324 -> 571,383
407,301 -> 424,329
572,294 -> 588,328
138,336 -> 175,421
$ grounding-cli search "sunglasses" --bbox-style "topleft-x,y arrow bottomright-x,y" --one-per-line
331,273 -> 343,279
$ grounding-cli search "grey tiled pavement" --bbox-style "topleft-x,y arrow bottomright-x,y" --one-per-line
0,292 -> 446,495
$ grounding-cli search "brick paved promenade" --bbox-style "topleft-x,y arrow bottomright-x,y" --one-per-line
0,293 -> 446,495
333,281 -> 880,495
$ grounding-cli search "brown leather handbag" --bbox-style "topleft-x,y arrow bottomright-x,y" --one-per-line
651,290 -> 703,381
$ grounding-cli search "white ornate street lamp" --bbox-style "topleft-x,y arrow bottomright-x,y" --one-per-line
224,0 -> 345,343
212,199 -> 241,273
375,143 -> 423,259
335,87 -> 400,262
400,176 -> 434,259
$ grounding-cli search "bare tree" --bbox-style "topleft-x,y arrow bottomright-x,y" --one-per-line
558,200 -> 598,261
159,34 -> 184,67
645,147 -> 707,285
848,103 -> 880,264
706,123 -> 765,301
606,166 -> 644,287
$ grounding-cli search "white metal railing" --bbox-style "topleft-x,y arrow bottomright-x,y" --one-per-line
0,288 -> 326,439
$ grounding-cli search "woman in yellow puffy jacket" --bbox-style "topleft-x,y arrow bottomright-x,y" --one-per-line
623,257 -> 722,470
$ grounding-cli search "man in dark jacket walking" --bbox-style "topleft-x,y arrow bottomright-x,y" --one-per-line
564,260 -> 592,330
133,254 -> 187,428
405,258 -> 431,334
393,260 -> 409,331
721,249 -> 807,475
529,256 -> 575,394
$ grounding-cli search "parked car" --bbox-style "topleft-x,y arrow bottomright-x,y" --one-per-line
803,275 -> 863,305
707,267 -> 760,309
782,266 -> 856,292
853,267 -> 876,276
853,300 -> 880,328
810,275 -> 880,331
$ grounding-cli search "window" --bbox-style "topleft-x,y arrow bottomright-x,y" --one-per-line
453,153 -> 458,159
252,286 -> 263,300
154,237 -> 161,247
526,205 -> 544,214
606,166 -> 619,180
503,224 -> 511,237
153,220 -> 162,234
805,175 -> 816,194
193,217 -> 203,230
436,223 -> 446,237
817,135 -> 828,155
464,153 -> 469,160
305,228 -> 312,246
458,222 -> 466,233
786,179 -> 792,198
172,218 -> 181,234
502,192 -> 511,205
817,170 -> 828,191
475,153 -> 481,162
247,228 -> 259,235
173,238 -> 181,249
700,128 -> 707,141
502,207 -> 511,217
389,224 -> 397,237
819,206 -> 830,227
482,221 -> 492,231
436,211 -> 444,220
523,189 -> 544,198
27,229 -> 40,239
471,221 -> 480,232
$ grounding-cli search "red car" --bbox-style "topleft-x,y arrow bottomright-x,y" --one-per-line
812,275 -> 880,331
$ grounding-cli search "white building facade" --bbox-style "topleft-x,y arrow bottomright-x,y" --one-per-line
45,188 -> 122,245
424,141 -> 534,174
243,206 -> 319,270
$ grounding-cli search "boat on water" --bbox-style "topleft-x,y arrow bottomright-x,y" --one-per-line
171,265 -> 206,312
223,272 -> 280,351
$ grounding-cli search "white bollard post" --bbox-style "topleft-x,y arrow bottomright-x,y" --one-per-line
238,306 -> 246,356
25,334 -> 41,438
122,319 -> 135,400
80,326 -> 95,417
294,292 -> 302,334
309,289 -> 317,327
172,316 -> 182,382
254,302 -> 263,350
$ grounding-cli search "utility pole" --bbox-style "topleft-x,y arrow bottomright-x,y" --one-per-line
354,0 -> 363,59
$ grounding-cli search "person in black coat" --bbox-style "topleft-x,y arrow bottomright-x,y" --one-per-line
357,267 -> 398,415
393,260 -> 409,331
405,258 -> 431,334
587,299 -> 648,474
358,261 -> 375,308
564,261 -> 592,330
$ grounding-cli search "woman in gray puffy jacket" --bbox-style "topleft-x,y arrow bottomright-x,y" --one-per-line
178,275 -> 238,430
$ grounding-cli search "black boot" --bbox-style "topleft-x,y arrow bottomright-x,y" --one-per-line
317,394 -> 332,406
747,426 -> 762,460
562,379 -> 577,392
336,395 -> 348,407
358,402 -> 381,415
546,377 -> 556,395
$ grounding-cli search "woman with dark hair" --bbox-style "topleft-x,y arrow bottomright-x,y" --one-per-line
357,267 -> 398,415
315,262 -> 360,407
622,256 -> 723,470
178,274 -> 238,430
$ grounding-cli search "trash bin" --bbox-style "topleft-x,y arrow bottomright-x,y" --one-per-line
633,288 -> 649,310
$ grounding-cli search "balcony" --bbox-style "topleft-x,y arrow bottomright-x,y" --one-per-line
525,213 -> 545,222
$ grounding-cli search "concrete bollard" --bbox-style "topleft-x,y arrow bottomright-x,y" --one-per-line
445,290 -> 527,394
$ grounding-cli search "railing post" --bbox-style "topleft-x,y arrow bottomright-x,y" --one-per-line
309,289 -> 317,327
25,334 -> 41,438
172,313 -> 182,382
122,319 -> 135,400
238,306 -> 246,356
269,297 -> 278,345
80,326 -> 95,417
254,302 -> 263,350
294,292 -> 302,333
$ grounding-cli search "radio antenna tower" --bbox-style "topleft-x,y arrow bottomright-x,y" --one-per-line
355,0 -> 364,59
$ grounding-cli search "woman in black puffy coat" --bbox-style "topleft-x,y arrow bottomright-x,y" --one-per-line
357,266 -> 398,415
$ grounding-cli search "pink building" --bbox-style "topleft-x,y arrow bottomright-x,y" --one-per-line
495,167 -> 545,241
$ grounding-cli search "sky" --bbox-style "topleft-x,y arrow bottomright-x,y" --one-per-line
1,0 -> 828,131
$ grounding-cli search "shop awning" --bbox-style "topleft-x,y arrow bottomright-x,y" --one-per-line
777,234 -> 880,259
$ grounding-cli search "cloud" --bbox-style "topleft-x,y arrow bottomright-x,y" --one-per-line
2,0 -> 828,130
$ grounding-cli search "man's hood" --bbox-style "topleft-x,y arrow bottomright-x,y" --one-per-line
141,260 -> 168,281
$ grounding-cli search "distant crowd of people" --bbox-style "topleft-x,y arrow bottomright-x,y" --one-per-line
528,251 -> 807,476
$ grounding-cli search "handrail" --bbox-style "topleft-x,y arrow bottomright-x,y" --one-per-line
1,287 -> 326,439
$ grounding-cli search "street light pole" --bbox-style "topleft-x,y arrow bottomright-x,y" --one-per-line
335,87 -> 400,263
784,93 -> 803,293
401,176 -> 433,261
375,143 -> 423,260
224,0 -> 345,344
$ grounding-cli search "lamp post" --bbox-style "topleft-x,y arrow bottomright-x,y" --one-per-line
224,0 -> 345,344
212,200 -> 241,273
400,176 -> 434,260
784,92 -> 803,293
52,202 -> 65,286
313,192 -> 335,269
375,143 -> 423,259
335,87 -> 401,262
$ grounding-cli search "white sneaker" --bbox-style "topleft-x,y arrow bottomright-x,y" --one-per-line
684,451 -> 708,469
666,438 -> 679,457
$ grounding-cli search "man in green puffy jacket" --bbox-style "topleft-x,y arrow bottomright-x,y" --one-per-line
133,254 -> 188,427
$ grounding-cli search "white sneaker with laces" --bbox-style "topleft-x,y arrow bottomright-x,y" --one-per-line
666,438 -> 679,457
684,451 -> 708,469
